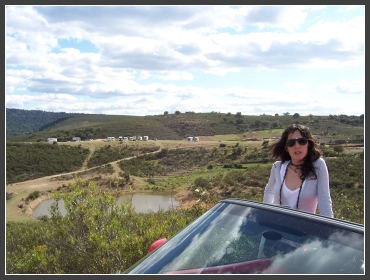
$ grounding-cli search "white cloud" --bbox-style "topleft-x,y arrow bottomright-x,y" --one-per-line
158,71 -> 194,81
5,5 -> 365,116
316,80 -> 364,95
283,82 -> 309,91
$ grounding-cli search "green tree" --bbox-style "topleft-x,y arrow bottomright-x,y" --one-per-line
236,118 -> 244,125
47,178 -> 137,273
272,121 -> 280,128
254,120 -> 261,128
333,145 -> 344,155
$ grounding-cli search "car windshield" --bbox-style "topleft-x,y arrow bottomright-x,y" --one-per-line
125,200 -> 364,274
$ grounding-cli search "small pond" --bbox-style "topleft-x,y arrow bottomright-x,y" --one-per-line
32,192 -> 180,218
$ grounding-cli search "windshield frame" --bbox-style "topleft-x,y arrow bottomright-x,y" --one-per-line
125,199 -> 364,274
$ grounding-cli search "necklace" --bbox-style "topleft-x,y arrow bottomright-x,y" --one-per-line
279,162 -> 304,210
289,162 -> 302,174
288,165 -> 299,173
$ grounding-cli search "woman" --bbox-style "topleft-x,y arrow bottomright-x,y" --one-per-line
263,123 -> 333,217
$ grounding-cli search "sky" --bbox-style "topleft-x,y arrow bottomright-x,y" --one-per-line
5,5 -> 365,117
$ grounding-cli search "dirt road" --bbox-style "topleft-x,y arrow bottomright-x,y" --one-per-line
6,142 -> 198,222
6,138 -> 245,221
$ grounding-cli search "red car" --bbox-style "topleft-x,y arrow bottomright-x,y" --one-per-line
124,199 -> 364,274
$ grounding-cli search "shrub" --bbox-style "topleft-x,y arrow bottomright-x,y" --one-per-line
4,177 -> 210,274
26,191 -> 40,202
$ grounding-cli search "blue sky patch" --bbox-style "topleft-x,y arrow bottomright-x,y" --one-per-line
53,38 -> 99,53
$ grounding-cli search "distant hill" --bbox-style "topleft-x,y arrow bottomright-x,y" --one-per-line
6,108 -> 364,144
6,108 -> 79,138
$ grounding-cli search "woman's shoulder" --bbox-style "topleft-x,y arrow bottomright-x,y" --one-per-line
314,157 -> 327,166
272,160 -> 284,169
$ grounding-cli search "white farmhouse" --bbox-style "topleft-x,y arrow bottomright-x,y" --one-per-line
46,138 -> 57,142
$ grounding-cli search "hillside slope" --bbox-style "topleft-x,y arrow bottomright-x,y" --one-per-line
6,109 -> 364,143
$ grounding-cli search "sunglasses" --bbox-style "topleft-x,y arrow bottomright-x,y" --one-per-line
286,137 -> 308,147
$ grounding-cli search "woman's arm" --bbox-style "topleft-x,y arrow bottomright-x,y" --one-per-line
263,162 -> 279,204
316,158 -> 334,218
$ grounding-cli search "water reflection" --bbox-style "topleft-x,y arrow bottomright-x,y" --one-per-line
33,198 -> 67,218
33,192 -> 180,218
117,192 -> 179,213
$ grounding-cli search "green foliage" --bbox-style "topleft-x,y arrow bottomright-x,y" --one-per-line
325,153 -> 364,222
7,110 -> 364,143
6,177 -> 208,274
6,142 -> 90,184
193,177 -> 211,190
25,191 -> 40,202
87,144 -> 160,168
6,220 -> 53,273
5,110 -> 364,273
119,147 -> 219,178
6,150 -> 364,274
6,108 -> 78,138
119,157 -> 167,177
323,148 -> 337,157
333,144 -> 345,154
223,163 -> 243,169
325,155 -> 364,189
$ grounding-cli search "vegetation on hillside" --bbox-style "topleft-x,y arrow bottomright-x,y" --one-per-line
7,140 -> 364,223
7,109 -> 364,143
6,142 -> 90,184
5,109 -> 364,274
87,143 -> 161,168
6,108 -> 79,138
6,149 -> 364,274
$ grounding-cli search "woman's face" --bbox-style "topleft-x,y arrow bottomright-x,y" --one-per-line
286,130 -> 308,164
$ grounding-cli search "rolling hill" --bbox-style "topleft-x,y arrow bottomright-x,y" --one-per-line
6,108 -> 364,144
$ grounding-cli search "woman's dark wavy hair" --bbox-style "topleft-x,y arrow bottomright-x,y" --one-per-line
270,124 -> 322,180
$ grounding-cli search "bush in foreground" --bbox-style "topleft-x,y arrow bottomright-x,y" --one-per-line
6,177 -> 207,274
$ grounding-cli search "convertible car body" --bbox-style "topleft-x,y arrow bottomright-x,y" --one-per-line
124,199 -> 364,274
